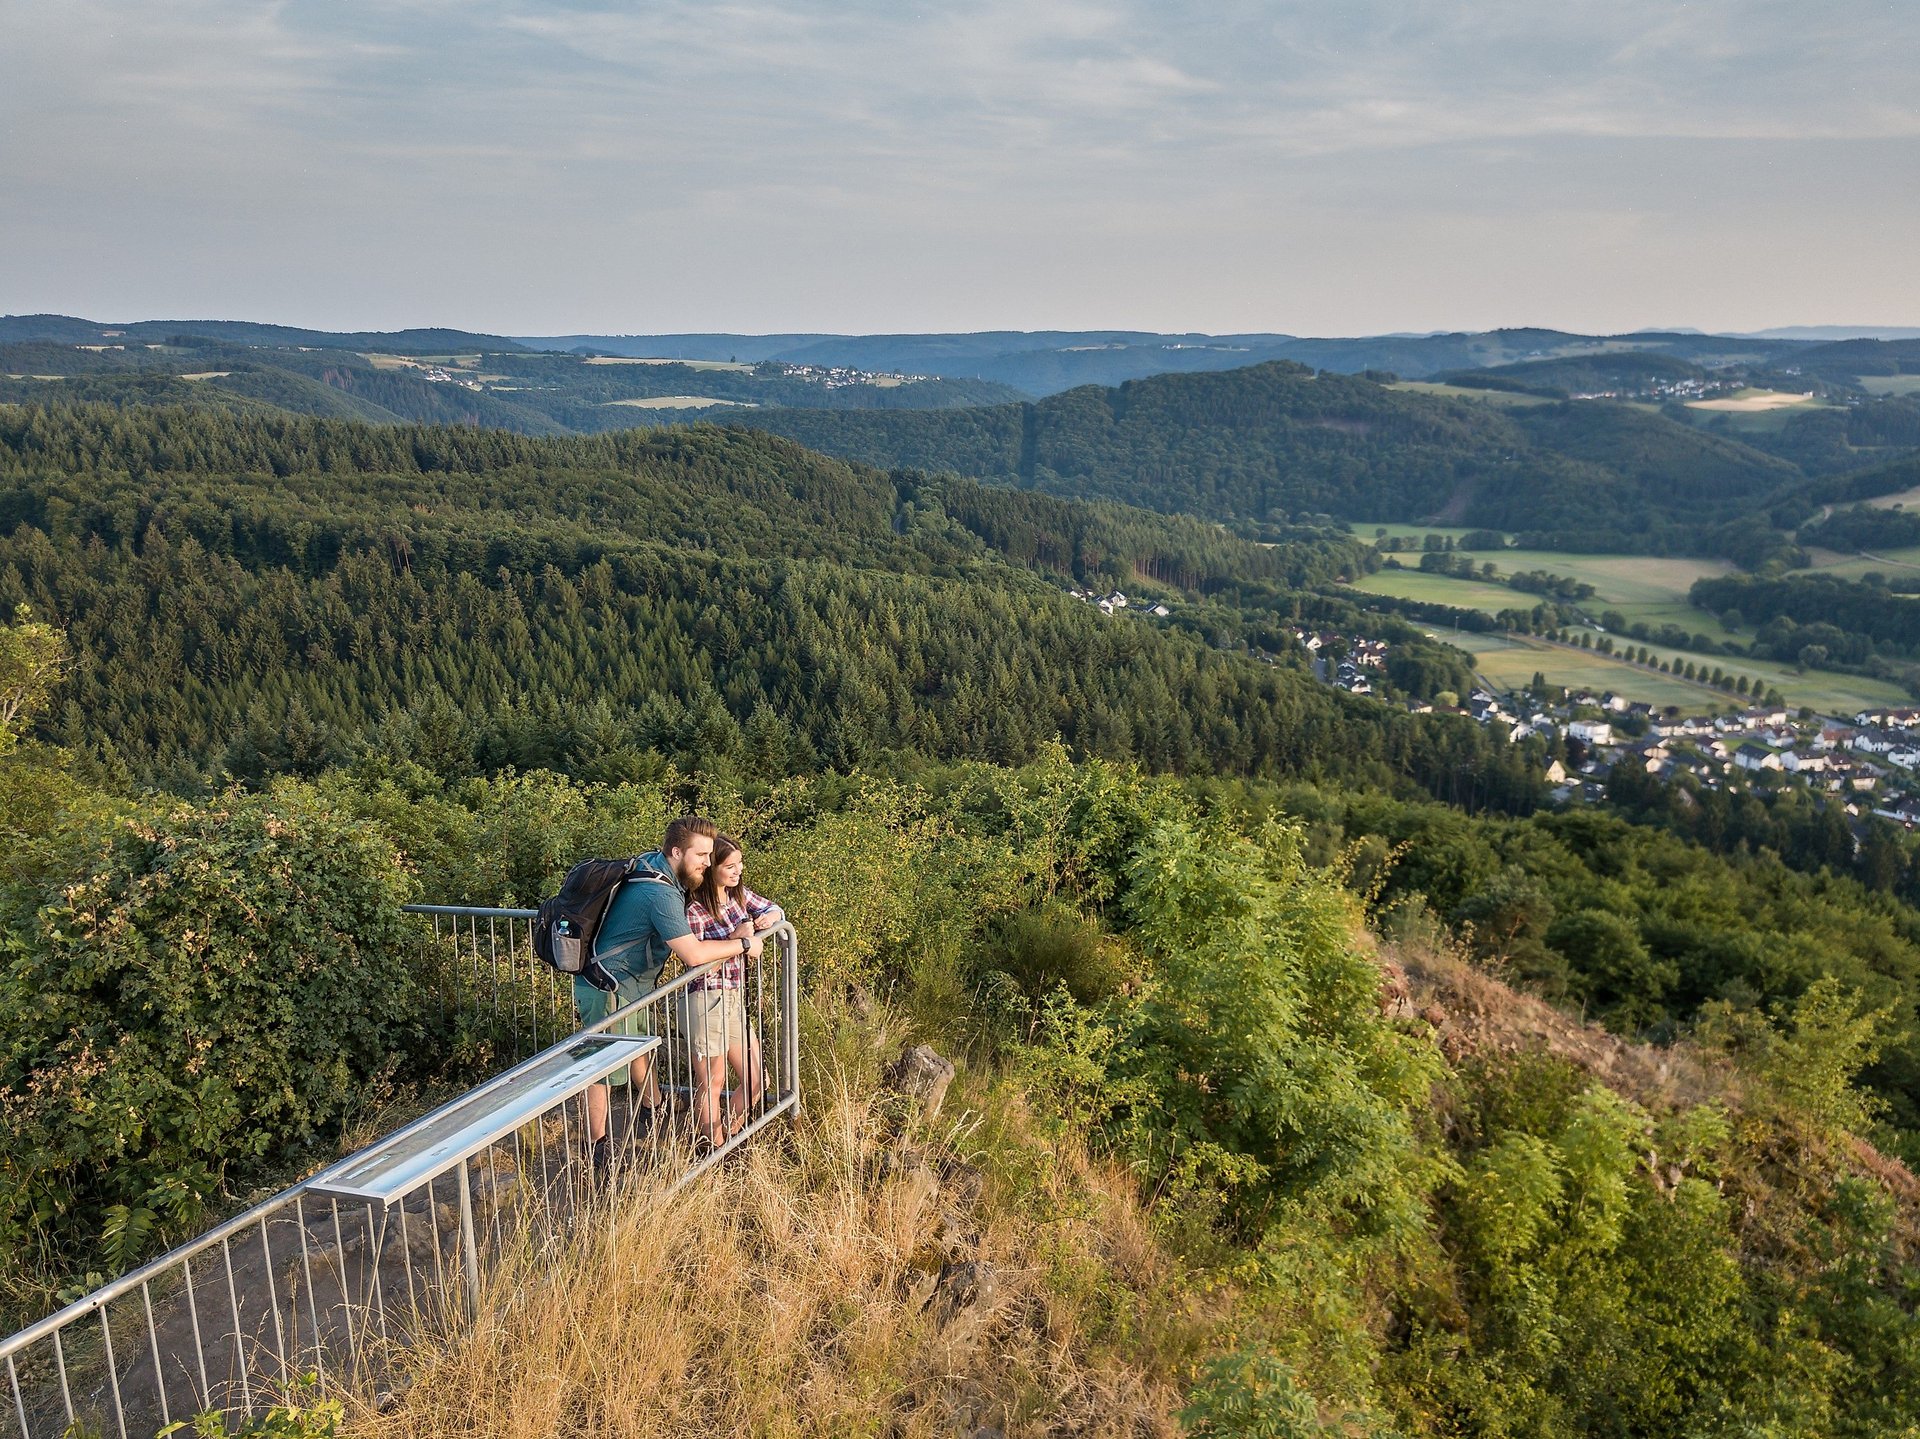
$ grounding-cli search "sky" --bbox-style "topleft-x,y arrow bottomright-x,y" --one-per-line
4,0 -> 1918,337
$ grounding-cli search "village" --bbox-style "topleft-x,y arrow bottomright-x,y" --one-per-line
1293,626 -> 1920,826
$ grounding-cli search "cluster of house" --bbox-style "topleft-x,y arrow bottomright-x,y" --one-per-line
1566,376 -> 1741,403
778,363 -> 927,390
1068,587 -> 1173,619
1291,630 -> 1390,695
1285,628 -> 1920,822
419,367 -> 483,390
1459,688 -> 1920,815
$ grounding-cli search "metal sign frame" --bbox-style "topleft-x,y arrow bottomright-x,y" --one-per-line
309,1034 -> 659,1205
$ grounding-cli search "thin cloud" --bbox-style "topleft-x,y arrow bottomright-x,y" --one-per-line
0,0 -> 1915,332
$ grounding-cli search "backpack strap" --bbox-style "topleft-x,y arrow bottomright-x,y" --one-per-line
589,866 -> 682,969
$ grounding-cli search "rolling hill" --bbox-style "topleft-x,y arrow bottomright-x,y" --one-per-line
0,330 -> 1023,434
712,360 -> 1812,555
516,325 -> 1825,395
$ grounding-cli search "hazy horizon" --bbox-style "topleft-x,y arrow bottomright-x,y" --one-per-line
6,2 -> 1918,336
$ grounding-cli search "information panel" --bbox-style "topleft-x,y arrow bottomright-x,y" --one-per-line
310,1034 -> 657,1204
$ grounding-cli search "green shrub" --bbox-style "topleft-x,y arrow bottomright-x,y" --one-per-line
0,783 -> 432,1277
976,902 -> 1133,1005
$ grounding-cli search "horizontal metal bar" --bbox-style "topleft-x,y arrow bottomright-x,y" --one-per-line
401,904 -> 538,919
673,1092 -> 799,1189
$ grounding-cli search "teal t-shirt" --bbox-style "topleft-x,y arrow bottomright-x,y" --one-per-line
595,850 -> 692,984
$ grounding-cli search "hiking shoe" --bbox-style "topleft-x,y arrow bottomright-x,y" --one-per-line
631,1103 -> 664,1141
590,1137 -> 613,1186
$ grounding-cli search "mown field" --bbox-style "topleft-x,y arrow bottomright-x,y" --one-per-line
1348,550 -> 1735,636
1346,532 -> 1909,713
1460,633 -> 1722,709
1794,543 -> 1920,579
1386,381 -> 1552,407
1858,376 -> 1920,397
1344,568 -> 1522,612
1681,388 -> 1839,434
1863,486 -> 1920,510
1458,629 -> 1908,715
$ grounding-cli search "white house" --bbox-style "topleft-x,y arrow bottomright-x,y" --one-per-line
1568,719 -> 1614,746
1733,742 -> 1782,772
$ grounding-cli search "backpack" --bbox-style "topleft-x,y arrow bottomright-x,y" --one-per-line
532,858 -> 677,993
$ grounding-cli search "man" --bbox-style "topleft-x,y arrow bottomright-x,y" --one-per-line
579,814 -> 766,1179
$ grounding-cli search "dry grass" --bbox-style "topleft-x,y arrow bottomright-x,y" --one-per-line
345,1045 -> 1183,1439
1686,389 -> 1823,412
1387,939 -> 1730,1112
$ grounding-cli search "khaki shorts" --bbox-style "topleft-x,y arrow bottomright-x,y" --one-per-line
678,987 -> 746,1062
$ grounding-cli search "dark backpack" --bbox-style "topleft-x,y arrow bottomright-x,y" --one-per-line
532,858 -> 677,993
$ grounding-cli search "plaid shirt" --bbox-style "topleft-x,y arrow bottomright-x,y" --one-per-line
683,888 -> 780,990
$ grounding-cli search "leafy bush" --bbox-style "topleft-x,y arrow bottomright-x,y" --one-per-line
1020,813 -> 1444,1240
0,784 -> 432,1277
975,902 -> 1132,1006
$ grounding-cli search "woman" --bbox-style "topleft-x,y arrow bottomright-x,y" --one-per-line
680,835 -> 781,1150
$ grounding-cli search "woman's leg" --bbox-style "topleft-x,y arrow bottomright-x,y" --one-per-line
724,1001 -> 763,1135
685,990 -> 731,1148
692,1054 -> 728,1148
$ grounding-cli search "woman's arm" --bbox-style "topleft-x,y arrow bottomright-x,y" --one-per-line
745,888 -> 785,931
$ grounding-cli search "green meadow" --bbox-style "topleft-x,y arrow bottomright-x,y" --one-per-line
1345,536 -> 1908,714
1859,376 -> 1920,397
1386,381 -> 1553,407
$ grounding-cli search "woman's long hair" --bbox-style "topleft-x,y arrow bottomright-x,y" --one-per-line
695,835 -> 745,921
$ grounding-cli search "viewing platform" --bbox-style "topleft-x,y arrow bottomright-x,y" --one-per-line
0,906 -> 802,1439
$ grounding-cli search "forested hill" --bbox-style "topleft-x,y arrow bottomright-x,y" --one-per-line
0,336 -> 1024,436
713,361 -> 1806,552
0,405 -> 1538,806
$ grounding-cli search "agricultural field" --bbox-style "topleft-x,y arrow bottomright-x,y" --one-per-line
1863,485 -> 1920,511
1562,628 -> 1912,716
604,395 -> 757,409
1459,634 -> 1725,710
1451,629 -> 1908,716
361,352 -> 483,370
1859,376 -> 1920,397
1687,388 -> 1824,413
1682,387 -> 1837,434
1387,381 -> 1552,407
1351,548 -> 1735,636
1347,538 -> 1908,714
582,356 -> 755,371
1792,544 -> 1920,579
1345,568 -> 1526,613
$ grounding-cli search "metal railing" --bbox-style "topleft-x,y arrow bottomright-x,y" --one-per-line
0,909 -> 801,1439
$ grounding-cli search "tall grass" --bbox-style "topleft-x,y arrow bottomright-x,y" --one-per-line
346,1031 -> 1186,1438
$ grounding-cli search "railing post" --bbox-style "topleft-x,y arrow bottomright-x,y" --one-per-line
785,926 -> 802,1115
456,1156 -> 482,1319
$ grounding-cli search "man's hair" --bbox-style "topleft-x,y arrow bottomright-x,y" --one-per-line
663,815 -> 718,853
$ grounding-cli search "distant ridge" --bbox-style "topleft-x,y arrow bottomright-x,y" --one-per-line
1739,325 -> 1920,341
515,326 -> 1828,396
0,313 -> 527,353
